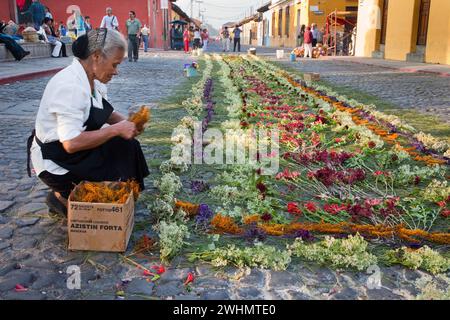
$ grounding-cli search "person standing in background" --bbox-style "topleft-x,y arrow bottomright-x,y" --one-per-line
303,26 -> 313,58
221,26 -> 230,52
232,25 -> 241,52
100,7 -> 119,31
201,28 -> 209,51
183,25 -> 190,53
84,16 -> 92,32
141,24 -> 150,52
45,7 -> 53,20
21,0 -> 46,31
126,11 -> 142,62
311,23 -> 318,47
193,28 -> 201,49
297,24 -> 305,47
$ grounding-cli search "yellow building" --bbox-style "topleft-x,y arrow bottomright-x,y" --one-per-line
355,0 -> 450,65
268,0 -> 358,48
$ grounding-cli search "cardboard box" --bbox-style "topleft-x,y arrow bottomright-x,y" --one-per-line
303,73 -> 320,82
67,182 -> 135,252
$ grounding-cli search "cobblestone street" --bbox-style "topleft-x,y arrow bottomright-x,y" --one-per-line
276,58 -> 450,124
0,47 -> 448,300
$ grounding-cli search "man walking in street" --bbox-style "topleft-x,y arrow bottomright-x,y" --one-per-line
232,25 -> 242,52
20,0 -> 46,31
100,7 -> 119,30
126,11 -> 142,62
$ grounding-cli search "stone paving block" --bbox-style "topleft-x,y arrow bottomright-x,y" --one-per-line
0,225 -> 14,239
0,201 -> 14,213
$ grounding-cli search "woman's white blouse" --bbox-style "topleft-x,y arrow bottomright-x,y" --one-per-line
31,58 -> 108,176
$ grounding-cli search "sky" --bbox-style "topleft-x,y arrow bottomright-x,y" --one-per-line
176,0 -> 267,28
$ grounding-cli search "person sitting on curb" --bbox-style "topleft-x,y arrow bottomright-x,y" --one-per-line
39,17 -> 63,58
0,21 -> 30,61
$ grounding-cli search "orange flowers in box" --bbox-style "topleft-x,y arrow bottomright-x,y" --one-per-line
72,180 -> 140,204
129,106 -> 151,132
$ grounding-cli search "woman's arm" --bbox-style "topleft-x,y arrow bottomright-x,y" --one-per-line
107,111 -> 127,125
62,121 -> 136,154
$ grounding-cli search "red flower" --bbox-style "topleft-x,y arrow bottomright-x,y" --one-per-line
261,213 -> 273,221
374,171 -> 384,176
323,203 -> 346,215
15,284 -> 28,292
437,201 -> 446,208
287,202 -> 302,215
304,202 -> 317,213
256,182 -> 267,194
184,272 -> 195,286
368,141 -> 376,149
151,265 -> 166,275
335,138 -> 342,143
441,209 -> 450,218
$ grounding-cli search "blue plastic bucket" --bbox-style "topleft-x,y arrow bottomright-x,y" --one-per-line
187,67 -> 198,77
290,53 -> 296,62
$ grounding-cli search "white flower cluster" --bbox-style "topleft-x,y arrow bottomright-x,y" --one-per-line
154,172 -> 182,196
414,132 -> 450,154
422,179 -> 450,202
394,164 -> 445,186
215,55 -> 242,118
160,159 -> 189,174
288,233 -> 378,271
180,115 -> 199,130
158,220 -> 190,263
192,242 -> 292,271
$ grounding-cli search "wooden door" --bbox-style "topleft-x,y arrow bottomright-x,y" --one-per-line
417,0 -> 431,45
380,0 -> 389,45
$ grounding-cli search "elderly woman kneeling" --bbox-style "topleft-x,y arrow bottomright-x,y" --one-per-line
28,28 -> 149,215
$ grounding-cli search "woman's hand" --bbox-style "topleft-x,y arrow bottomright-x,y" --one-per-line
113,120 -> 137,140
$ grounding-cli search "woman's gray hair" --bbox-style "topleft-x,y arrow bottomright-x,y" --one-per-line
87,28 -> 127,57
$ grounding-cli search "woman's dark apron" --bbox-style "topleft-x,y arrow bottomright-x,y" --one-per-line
27,98 -> 149,190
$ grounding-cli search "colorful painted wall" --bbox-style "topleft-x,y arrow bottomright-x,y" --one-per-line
355,0 -> 450,65
4,0 -> 173,49
425,0 -> 450,65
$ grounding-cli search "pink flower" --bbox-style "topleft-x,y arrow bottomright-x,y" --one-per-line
364,198 -> 383,207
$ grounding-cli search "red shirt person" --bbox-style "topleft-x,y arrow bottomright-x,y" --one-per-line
303,26 -> 313,58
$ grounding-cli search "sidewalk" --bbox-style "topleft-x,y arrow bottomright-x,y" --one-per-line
0,57 -> 72,85
321,56 -> 450,77
269,52 -> 450,77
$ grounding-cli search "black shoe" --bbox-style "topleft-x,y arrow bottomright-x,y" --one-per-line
46,192 -> 67,217
24,51 -> 31,57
